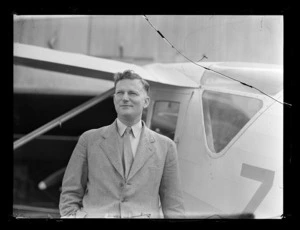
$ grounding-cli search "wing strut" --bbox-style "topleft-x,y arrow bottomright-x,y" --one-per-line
14,87 -> 115,151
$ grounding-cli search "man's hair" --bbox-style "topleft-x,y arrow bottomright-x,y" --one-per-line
113,70 -> 150,95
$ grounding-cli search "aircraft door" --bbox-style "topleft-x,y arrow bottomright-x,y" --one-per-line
146,87 -> 192,143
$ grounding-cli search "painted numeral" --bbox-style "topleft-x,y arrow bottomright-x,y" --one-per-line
240,163 -> 275,214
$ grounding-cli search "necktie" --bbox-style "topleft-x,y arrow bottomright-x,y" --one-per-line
123,127 -> 133,178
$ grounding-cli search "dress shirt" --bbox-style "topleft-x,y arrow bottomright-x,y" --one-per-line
116,118 -> 142,158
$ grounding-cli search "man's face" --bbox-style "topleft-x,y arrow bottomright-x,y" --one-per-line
114,79 -> 150,122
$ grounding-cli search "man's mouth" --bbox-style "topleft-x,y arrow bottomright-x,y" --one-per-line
120,105 -> 132,107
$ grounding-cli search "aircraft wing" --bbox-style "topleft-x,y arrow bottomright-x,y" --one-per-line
14,43 -> 198,88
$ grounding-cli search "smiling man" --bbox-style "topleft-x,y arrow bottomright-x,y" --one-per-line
59,70 -> 185,218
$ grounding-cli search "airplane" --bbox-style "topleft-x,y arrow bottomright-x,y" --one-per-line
13,42 -> 283,219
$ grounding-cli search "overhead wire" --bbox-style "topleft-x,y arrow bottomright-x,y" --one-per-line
142,15 -> 292,108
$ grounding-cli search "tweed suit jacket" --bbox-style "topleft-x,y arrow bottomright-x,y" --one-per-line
59,120 -> 185,218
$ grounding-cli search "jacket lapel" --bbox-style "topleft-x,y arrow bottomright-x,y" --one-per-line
99,120 -> 125,180
127,124 -> 155,181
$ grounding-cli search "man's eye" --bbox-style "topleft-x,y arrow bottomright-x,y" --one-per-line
129,92 -> 138,96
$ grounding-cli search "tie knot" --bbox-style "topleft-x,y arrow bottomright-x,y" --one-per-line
125,127 -> 132,135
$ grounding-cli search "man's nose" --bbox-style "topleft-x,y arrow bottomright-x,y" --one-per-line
122,92 -> 129,100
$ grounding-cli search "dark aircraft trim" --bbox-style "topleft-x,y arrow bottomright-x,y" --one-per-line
14,56 -> 114,81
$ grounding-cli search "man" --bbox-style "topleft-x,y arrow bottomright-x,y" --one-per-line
59,70 -> 185,218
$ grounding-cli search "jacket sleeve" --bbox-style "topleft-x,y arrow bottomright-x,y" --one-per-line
59,133 -> 88,217
159,140 -> 185,218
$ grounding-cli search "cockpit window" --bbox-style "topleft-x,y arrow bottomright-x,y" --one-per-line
150,101 -> 180,140
202,90 -> 263,153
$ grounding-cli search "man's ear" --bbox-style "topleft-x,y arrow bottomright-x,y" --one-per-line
144,96 -> 150,108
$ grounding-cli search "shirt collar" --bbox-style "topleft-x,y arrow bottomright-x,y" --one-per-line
116,118 -> 142,138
